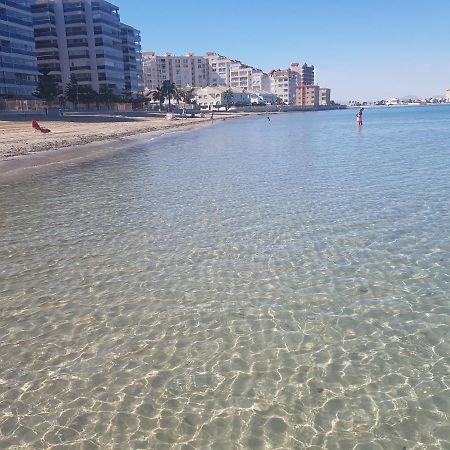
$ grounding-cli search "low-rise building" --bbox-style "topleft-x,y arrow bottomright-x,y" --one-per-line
0,0 -> 38,98
446,89 -> 450,103
195,86 -> 279,109
194,86 -> 249,109
247,90 -> 279,105
319,87 -> 331,106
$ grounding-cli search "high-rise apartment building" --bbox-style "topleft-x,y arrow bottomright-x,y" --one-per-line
31,0 -> 141,96
205,52 -> 267,91
251,70 -> 270,92
204,52 -> 231,86
0,0 -> 38,98
269,69 -> 297,105
290,62 -> 314,85
143,52 -> 209,90
121,23 -> 143,96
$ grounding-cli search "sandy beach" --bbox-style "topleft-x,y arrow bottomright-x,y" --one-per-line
0,111 -> 249,183
0,112 -> 244,159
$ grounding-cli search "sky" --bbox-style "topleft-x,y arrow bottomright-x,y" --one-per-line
114,0 -> 450,102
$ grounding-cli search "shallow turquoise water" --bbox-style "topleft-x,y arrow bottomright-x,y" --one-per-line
1,106 -> 450,449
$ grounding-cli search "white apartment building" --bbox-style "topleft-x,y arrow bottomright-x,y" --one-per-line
269,69 -> 297,105
229,62 -> 253,89
143,51 -> 209,90
31,0 -> 142,95
319,87 -> 331,106
143,51 -> 276,97
251,70 -> 270,92
206,52 -> 268,91
204,52 -> 231,86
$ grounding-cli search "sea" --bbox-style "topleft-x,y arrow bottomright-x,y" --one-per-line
0,105 -> 450,449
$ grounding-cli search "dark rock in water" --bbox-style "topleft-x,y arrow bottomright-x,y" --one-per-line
317,388 -> 324,393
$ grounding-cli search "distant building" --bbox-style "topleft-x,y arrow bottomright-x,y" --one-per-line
143,51 -> 270,92
386,97 -> 400,105
204,52 -> 231,86
251,70 -> 270,92
247,89 -> 278,105
446,89 -> 450,103
0,0 -> 38,98
290,62 -> 315,85
143,52 -> 209,90
121,24 -> 143,97
269,69 -> 297,105
296,85 -> 319,107
229,62 -> 253,90
195,86 -> 249,109
319,87 -> 331,106
194,86 -> 278,109
31,0 -> 142,96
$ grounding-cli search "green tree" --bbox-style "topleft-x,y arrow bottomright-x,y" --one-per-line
222,89 -> 234,110
174,87 -> 184,106
149,86 -> 166,111
161,80 -> 176,111
33,68 -> 60,104
98,85 -> 118,109
64,75 -> 80,107
181,87 -> 195,105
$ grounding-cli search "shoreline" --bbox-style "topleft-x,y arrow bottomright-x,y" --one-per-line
0,112 -> 247,185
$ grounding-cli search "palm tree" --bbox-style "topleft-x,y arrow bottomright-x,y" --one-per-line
33,68 -> 60,105
222,89 -> 233,110
148,86 -> 165,111
181,87 -> 195,105
174,87 -> 184,106
161,80 -> 176,111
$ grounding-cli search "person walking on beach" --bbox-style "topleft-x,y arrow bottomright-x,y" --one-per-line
356,108 -> 364,126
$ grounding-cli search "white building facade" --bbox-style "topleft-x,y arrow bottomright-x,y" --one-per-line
195,86 -> 278,109
143,51 -> 209,90
319,87 -> 330,106
269,69 -> 297,105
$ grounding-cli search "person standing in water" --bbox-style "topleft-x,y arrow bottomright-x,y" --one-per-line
356,108 -> 364,125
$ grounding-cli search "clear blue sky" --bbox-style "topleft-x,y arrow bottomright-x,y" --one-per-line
115,0 -> 450,102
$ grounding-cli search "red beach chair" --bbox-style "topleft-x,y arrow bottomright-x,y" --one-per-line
31,120 -> 51,133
